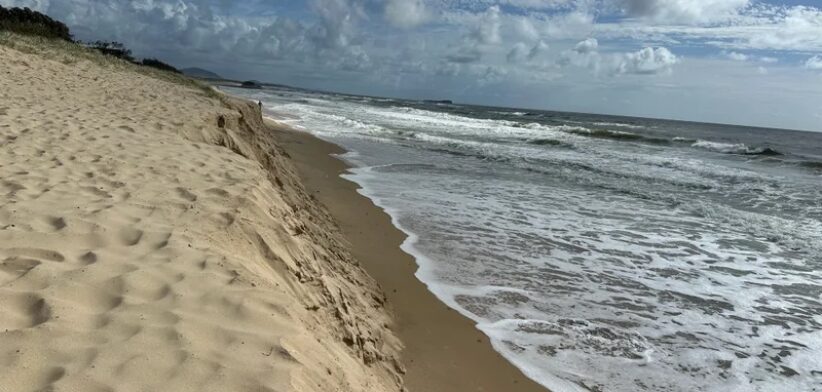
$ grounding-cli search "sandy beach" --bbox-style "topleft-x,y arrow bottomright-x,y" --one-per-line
4,0 -> 822,390
0,34 -> 403,392
0,31 -> 549,392
271,127 -> 548,392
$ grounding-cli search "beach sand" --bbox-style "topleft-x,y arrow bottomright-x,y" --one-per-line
0,32 -> 550,392
271,127 -> 549,392
0,34 -> 403,392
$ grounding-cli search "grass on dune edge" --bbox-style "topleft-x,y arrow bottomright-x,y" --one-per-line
0,31 -> 221,101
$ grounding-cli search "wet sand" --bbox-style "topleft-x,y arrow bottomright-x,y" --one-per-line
273,127 -> 550,392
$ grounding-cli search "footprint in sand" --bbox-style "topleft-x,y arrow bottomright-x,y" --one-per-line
77,251 -> 98,265
117,227 -> 144,247
118,125 -> 136,134
47,216 -> 66,231
0,256 -> 41,283
175,187 -> 197,202
2,247 -> 65,263
0,292 -> 52,330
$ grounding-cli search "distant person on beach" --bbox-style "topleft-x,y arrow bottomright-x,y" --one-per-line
258,101 -> 262,111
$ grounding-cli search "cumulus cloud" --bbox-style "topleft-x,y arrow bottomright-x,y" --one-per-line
471,5 -> 502,45
445,5 -> 503,64
529,40 -> 549,60
507,42 -> 528,63
385,0 -> 427,29
1,0 -> 819,132
574,37 -> 598,53
446,47 -> 483,63
558,38 -> 601,70
722,51 -> 780,63
560,40 -> 678,76
616,47 -> 678,74
0,0 -> 380,74
724,51 -> 749,61
805,55 -> 822,70
542,11 -> 596,39
501,0 -> 576,10
597,4 -> 822,52
507,40 -> 548,63
743,5 -> 822,51
513,16 -> 540,41
477,65 -> 508,85
308,0 -> 367,49
614,0 -> 750,24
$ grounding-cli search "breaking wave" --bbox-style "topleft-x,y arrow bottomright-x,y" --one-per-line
692,140 -> 783,156
228,84 -> 822,392
526,138 -> 573,148
798,160 -> 822,171
592,121 -> 645,129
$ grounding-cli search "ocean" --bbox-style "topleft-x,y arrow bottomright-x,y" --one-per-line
226,85 -> 822,392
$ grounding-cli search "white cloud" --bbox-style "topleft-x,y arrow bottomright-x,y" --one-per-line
506,40 -> 547,63
472,5 -> 502,45
528,40 -> 549,60
3,0 -> 821,131
477,65 -> 508,85
805,55 -> 822,70
614,0 -> 751,24
0,0 -> 381,75
723,51 -> 781,63
744,5 -> 822,51
542,11 -> 595,39
574,37 -> 598,53
557,38 -> 600,70
501,0 -> 575,9
724,51 -> 749,61
507,42 -> 528,63
616,47 -> 678,74
0,0 -> 48,11
560,39 -> 678,76
446,47 -> 483,63
308,0 -> 367,49
597,4 -> 822,52
513,16 -> 540,41
385,0 -> 427,29
444,5 -> 503,64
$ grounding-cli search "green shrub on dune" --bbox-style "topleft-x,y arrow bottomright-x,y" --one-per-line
87,40 -> 136,62
0,6 -> 72,41
0,6 -> 200,94
141,58 -> 181,74
0,31 -> 218,100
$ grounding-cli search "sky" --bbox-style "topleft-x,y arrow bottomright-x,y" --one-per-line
4,0 -> 822,131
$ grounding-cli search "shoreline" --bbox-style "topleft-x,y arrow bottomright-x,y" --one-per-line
271,126 -> 550,392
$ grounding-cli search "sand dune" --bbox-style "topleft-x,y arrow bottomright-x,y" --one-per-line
0,35 -> 403,392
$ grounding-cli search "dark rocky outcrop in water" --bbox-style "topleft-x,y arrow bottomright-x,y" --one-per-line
240,80 -> 263,89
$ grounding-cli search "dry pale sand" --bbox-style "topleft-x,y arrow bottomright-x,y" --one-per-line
0,35 -> 403,392
272,128 -> 550,392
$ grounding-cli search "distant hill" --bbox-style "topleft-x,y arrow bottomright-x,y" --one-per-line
181,67 -> 222,79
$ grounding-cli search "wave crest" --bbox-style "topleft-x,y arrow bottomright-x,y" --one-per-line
692,140 -> 782,156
